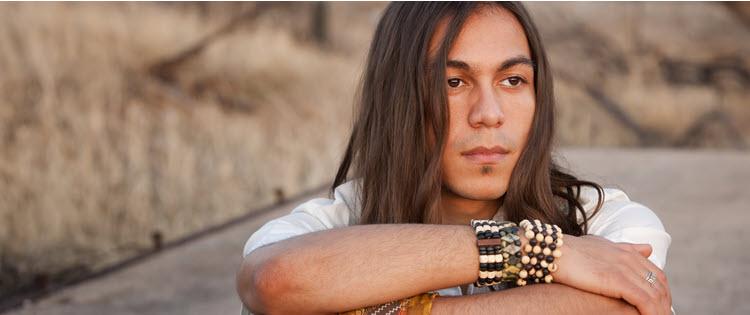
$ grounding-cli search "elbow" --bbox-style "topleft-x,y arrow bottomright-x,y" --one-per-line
237,253 -> 290,315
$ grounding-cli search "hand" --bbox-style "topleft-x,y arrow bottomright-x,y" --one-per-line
551,234 -> 672,315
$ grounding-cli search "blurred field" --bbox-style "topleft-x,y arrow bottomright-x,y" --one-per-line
528,2 -> 750,148
0,2 -> 383,301
0,1 -> 748,309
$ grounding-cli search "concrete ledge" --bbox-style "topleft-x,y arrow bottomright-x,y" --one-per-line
7,148 -> 749,315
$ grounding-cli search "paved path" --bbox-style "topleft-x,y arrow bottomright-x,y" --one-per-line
7,148 -> 750,315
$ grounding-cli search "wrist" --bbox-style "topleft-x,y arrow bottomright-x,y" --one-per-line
548,233 -> 575,285
468,219 -> 566,288
516,219 -> 563,285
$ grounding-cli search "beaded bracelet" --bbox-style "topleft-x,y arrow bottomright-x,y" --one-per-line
470,220 -> 524,288
517,219 -> 564,286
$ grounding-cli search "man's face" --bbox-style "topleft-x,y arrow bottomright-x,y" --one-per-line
433,7 -> 536,205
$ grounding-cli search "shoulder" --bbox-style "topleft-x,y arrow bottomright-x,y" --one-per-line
576,185 -> 672,269
293,178 -> 362,227
242,180 -> 362,257
577,186 -> 667,233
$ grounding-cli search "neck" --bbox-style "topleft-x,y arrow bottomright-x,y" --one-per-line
440,189 -> 502,225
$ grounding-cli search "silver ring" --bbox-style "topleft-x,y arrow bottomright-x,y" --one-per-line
645,271 -> 657,286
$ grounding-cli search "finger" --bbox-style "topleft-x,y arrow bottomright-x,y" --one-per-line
663,273 -> 672,308
633,244 -> 653,258
622,267 -> 662,315
649,278 -> 669,315
614,250 -> 666,315
623,253 -> 670,315
615,242 -> 652,258
664,277 -> 673,312
620,271 -> 659,315
608,251 -> 655,315
635,256 -> 672,314
647,275 -> 670,315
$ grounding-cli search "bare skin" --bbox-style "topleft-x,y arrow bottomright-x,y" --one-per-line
237,6 -> 671,315
432,284 -> 639,315
236,223 -> 668,314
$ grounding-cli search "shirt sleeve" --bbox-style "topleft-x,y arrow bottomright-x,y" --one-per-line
582,188 -> 672,270
242,197 -> 353,257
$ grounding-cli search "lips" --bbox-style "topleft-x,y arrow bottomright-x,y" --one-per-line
461,146 -> 510,164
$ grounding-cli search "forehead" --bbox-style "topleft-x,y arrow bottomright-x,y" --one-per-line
429,6 -> 531,64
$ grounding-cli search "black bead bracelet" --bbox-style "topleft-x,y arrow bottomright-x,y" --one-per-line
517,219 -> 563,286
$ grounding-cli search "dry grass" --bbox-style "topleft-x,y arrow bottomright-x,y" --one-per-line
0,2 -> 382,295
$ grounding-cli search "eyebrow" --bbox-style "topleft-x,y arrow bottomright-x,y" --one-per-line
446,56 -> 535,73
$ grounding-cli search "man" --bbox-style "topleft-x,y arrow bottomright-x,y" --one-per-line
237,2 -> 672,314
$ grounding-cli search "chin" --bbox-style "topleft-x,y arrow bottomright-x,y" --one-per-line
451,176 -> 507,200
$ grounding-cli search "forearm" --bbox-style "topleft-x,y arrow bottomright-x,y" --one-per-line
239,224 -> 479,314
432,283 -> 638,315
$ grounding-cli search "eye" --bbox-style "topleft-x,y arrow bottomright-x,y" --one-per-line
447,78 -> 465,88
500,76 -> 526,87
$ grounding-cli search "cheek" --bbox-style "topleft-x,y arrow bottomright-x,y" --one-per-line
439,122 -> 466,183
506,93 -> 536,145
440,98 -> 463,159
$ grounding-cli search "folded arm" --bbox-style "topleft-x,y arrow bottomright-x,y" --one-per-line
237,222 -> 663,315
432,283 -> 638,315
238,223 -> 481,314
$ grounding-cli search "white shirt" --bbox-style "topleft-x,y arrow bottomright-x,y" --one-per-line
241,179 -> 671,308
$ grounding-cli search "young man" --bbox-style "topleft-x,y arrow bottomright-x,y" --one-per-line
237,3 -> 672,315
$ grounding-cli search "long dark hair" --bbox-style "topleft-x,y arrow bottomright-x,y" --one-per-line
331,2 -> 603,236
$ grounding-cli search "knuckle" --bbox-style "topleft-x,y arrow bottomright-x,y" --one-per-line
617,249 -> 633,260
656,270 -> 668,283
649,297 -> 661,311
655,286 -> 665,298
656,287 -> 668,300
632,286 -> 649,304
658,284 -> 668,296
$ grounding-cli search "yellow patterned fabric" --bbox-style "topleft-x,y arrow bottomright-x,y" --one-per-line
338,292 -> 438,315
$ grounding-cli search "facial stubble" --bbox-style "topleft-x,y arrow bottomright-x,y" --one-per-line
480,165 -> 493,175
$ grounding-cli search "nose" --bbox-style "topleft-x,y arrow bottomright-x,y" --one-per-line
468,85 -> 505,128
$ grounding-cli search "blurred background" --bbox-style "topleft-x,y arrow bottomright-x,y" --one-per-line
0,2 -> 748,315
